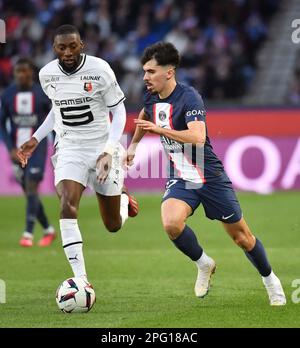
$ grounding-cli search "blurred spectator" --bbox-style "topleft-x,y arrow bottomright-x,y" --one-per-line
286,50 -> 300,105
0,0 -> 281,107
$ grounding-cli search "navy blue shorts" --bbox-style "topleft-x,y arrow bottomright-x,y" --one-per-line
162,172 -> 242,224
13,140 -> 47,184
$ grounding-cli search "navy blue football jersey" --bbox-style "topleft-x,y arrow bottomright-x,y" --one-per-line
0,83 -> 50,151
143,82 -> 224,183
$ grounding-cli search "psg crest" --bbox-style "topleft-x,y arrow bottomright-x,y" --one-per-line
84,82 -> 92,92
159,110 -> 167,121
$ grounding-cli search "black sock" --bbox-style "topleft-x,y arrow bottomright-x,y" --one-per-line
245,238 -> 272,277
25,193 -> 39,233
172,225 -> 203,261
36,199 -> 50,229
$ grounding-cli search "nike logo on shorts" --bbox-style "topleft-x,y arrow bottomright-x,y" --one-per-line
222,213 -> 235,220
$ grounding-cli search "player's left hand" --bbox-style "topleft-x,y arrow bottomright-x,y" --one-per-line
96,152 -> 112,184
10,148 -> 20,164
134,119 -> 162,134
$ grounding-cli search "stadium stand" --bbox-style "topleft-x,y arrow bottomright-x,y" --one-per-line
0,0 -> 282,107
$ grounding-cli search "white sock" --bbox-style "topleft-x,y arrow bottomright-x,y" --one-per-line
195,251 -> 212,268
60,219 -> 87,280
262,271 -> 277,285
23,231 -> 33,239
120,193 -> 129,226
45,225 -> 55,235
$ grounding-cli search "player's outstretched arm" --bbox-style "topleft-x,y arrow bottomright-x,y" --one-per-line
123,108 -> 148,168
134,119 -> 206,145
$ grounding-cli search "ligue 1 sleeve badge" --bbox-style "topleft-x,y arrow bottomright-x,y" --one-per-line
84,82 -> 92,92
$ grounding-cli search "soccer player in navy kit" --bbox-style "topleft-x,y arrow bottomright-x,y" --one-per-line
124,42 -> 286,305
0,58 -> 55,247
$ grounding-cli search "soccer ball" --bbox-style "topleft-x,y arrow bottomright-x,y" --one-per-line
56,277 -> 96,313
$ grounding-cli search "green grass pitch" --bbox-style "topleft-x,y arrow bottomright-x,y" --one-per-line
0,192 -> 299,328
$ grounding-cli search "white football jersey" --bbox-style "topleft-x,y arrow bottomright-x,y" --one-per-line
39,54 -> 125,141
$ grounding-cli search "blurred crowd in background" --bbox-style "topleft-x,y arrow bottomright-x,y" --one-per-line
2,0 -> 296,108
287,50 -> 300,105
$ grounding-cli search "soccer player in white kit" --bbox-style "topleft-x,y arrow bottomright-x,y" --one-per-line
17,25 -> 138,284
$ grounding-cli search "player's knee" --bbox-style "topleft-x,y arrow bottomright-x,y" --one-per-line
103,219 -> 122,233
162,218 -> 184,239
25,180 -> 39,195
232,230 -> 254,250
60,197 -> 78,218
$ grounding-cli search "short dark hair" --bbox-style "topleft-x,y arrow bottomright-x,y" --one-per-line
141,42 -> 180,68
54,24 -> 81,39
15,57 -> 34,70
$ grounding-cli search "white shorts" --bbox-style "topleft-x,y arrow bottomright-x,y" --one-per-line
51,139 -> 124,196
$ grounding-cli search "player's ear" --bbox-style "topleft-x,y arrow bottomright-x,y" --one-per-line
80,40 -> 84,51
166,67 -> 175,80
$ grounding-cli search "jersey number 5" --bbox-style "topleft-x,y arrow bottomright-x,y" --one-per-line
60,105 -> 94,126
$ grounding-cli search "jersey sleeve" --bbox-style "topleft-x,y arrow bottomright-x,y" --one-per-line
184,88 -> 206,124
41,88 -> 51,114
100,62 -> 125,108
38,69 -> 49,97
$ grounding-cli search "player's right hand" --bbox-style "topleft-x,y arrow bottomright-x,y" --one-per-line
96,152 -> 112,184
122,151 -> 135,169
16,137 -> 39,168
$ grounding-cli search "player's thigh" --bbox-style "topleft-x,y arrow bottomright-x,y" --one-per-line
24,163 -> 44,195
51,146 -> 90,188
95,193 -> 121,230
26,144 -> 47,184
12,163 -> 25,187
161,198 -> 192,235
200,178 -> 242,224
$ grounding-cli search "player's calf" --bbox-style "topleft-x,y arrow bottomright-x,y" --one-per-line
102,219 -> 122,233
223,218 -> 255,251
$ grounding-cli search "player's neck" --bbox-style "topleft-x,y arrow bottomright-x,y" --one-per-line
17,82 -> 33,90
60,54 -> 83,73
158,81 -> 177,99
